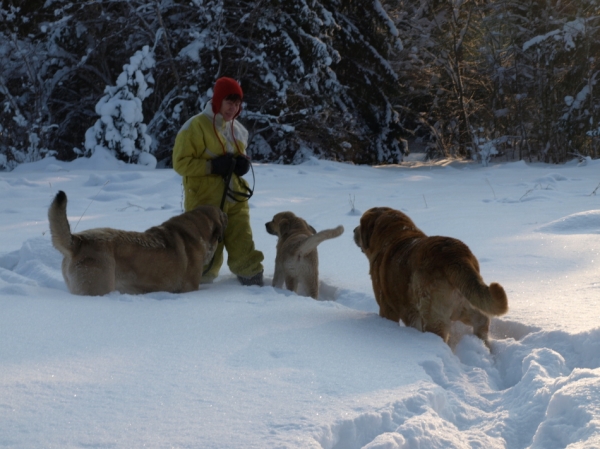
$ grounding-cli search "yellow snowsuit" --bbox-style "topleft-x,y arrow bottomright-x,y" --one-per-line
172,102 -> 264,282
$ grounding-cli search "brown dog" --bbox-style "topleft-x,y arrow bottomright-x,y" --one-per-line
48,190 -> 227,296
354,207 -> 508,346
266,211 -> 343,299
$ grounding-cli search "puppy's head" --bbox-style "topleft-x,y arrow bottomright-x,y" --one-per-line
266,211 -> 316,238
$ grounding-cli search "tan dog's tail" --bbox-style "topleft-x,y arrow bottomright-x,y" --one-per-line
450,264 -> 509,316
48,190 -> 75,256
298,225 -> 344,256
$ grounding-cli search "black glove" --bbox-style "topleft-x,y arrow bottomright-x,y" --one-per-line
211,154 -> 235,176
234,156 -> 251,177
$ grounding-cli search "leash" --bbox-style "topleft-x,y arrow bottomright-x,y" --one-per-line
202,158 -> 255,276
224,161 -> 255,204
219,158 -> 237,210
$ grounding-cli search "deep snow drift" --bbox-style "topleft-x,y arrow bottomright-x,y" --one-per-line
1,151 -> 599,449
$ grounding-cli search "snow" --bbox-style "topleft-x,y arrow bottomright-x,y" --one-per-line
1,153 -> 599,448
564,86 -> 591,121
523,18 -> 588,52
372,0 -> 403,50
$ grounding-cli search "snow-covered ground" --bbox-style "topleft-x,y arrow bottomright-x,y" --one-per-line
1,150 -> 599,448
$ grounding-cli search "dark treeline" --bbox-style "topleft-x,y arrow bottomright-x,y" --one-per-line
1,0 -> 599,170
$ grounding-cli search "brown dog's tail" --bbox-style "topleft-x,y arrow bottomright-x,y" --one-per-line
48,190 -> 75,257
450,264 -> 509,316
298,225 -> 344,256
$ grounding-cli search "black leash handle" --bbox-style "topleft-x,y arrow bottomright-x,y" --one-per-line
219,158 -> 236,210
224,158 -> 255,203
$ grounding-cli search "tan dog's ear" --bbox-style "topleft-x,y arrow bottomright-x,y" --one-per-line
214,211 -> 228,242
309,225 -> 317,234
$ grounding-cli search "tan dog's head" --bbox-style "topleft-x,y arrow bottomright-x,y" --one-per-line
192,205 -> 228,243
212,208 -> 228,243
354,207 -> 421,254
266,211 -> 316,239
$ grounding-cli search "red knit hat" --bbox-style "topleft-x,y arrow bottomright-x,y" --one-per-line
211,77 -> 243,117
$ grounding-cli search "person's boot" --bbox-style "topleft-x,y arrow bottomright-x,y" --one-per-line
237,270 -> 264,287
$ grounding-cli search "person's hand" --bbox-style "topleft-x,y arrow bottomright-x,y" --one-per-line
234,156 -> 251,176
211,154 -> 235,176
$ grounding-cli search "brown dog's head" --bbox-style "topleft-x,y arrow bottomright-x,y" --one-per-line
354,207 -> 421,255
353,207 -> 394,253
266,211 -> 316,239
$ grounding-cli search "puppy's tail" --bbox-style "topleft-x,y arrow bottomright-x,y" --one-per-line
298,225 -> 344,256
48,190 -> 75,256
451,264 -> 508,316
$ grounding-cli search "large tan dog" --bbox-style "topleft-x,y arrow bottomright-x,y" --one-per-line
354,207 -> 508,346
266,211 -> 343,299
48,190 -> 227,296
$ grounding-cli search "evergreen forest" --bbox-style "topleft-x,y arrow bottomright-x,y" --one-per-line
1,0 -> 599,170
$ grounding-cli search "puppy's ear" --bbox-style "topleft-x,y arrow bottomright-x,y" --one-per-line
309,225 -> 317,234
278,219 -> 290,237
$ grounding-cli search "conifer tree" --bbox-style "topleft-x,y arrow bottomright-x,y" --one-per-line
84,46 -> 156,167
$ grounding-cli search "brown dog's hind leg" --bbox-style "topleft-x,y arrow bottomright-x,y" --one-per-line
457,306 -> 491,346
470,310 -> 491,347
423,321 -> 451,343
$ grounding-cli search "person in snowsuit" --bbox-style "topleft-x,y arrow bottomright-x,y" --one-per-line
172,77 -> 264,286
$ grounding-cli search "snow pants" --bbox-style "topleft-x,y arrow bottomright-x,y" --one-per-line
183,192 -> 262,284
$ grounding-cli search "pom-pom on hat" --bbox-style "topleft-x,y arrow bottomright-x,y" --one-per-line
211,77 -> 243,117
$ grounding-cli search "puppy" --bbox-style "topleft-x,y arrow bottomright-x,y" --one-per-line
48,190 -> 227,295
354,207 -> 508,346
266,211 -> 343,299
